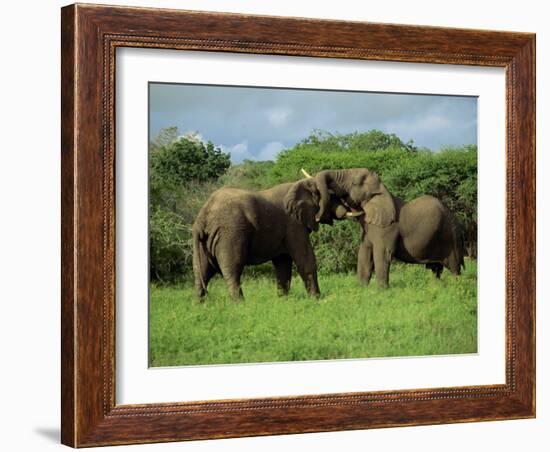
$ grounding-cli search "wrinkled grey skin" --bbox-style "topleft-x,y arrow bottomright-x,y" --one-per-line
315,168 -> 378,222
192,179 -> 326,300
355,174 -> 465,288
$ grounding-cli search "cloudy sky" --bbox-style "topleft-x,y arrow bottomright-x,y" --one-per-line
149,83 -> 477,163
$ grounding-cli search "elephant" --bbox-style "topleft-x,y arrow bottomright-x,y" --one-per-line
302,169 -> 465,288
357,188 -> 465,288
192,178 -> 328,300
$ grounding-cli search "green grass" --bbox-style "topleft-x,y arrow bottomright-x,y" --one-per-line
149,260 -> 477,367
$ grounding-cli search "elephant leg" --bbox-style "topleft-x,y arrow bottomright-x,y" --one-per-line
291,246 -> 320,298
273,255 -> 292,296
447,252 -> 462,276
216,237 -> 246,301
297,265 -> 320,298
426,263 -> 443,279
286,232 -> 320,298
221,269 -> 244,300
357,242 -> 374,285
373,245 -> 392,289
295,257 -> 320,297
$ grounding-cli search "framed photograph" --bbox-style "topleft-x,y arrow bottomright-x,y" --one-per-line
61,3 -> 535,447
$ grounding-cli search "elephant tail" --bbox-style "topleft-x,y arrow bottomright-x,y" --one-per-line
192,222 -> 209,294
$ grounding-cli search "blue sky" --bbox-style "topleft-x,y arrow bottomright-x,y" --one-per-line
149,83 -> 477,163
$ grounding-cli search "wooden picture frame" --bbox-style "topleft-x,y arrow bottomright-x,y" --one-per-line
61,3 -> 535,447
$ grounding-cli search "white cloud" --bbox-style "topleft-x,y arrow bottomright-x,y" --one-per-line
220,140 -> 285,163
415,114 -> 453,130
257,141 -> 285,161
151,84 -> 477,153
178,130 -> 205,144
220,141 -> 251,161
267,107 -> 292,127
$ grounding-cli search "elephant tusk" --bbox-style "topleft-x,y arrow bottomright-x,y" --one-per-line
301,168 -> 313,179
346,211 -> 365,218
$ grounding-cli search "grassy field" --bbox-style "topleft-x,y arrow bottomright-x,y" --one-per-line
149,260 -> 477,367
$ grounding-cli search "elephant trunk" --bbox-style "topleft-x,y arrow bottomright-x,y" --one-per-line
315,169 -> 350,222
314,171 -> 330,222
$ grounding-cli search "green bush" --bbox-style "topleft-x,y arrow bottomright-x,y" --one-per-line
297,129 -> 416,153
312,220 -> 362,274
266,146 -> 417,186
151,136 -> 230,187
149,128 -> 232,282
149,206 -> 190,282
219,159 -> 275,190
149,180 -> 223,282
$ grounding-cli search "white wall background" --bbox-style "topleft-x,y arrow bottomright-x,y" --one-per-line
0,1 -> 545,451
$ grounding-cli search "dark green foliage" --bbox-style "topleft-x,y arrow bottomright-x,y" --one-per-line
149,206 -> 190,281
311,221 -> 362,274
219,159 -> 276,190
151,135 -> 230,187
267,146 -> 417,186
149,128 -> 231,281
149,181 -> 222,282
298,129 -> 416,153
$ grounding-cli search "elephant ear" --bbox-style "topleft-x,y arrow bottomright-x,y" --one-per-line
284,179 -> 320,232
363,188 -> 396,227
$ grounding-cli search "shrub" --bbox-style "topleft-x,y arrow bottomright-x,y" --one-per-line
149,207 -> 191,282
151,136 -> 230,187
298,129 -> 416,152
149,180 -> 223,282
219,160 -> 275,190
312,220 -> 362,274
149,128 -> 232,282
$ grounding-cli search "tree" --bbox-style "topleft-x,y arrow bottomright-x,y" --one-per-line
148,128 -> 231,281
149,126 -> 179,154
150,133 -> 231,188
297,129 -> 416,153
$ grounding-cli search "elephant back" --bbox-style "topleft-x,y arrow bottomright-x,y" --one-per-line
398,196 -> 446,254
400,196 -> 444,229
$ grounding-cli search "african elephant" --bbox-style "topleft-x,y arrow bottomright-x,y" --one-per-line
353,173 -> 465,288
303,169 -> 465,288
192,178 -> 326,300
